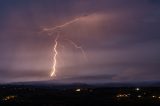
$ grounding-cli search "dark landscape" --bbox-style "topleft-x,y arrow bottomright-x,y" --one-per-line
0,82 -> 160,106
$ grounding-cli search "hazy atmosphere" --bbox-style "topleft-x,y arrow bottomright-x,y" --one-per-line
0,0 -> 160,83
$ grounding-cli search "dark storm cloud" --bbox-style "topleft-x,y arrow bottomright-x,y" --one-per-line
0,0 -> 160,83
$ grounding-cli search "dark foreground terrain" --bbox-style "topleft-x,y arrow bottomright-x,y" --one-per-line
0,84 -> 160,106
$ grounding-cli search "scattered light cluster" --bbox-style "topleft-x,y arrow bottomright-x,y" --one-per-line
152,95 -> 160,99
3,95 -> 17,101
116,88 -> 160,100
116,94 -> 130,98
117,94 -> 160,99
116,94 -> 160,99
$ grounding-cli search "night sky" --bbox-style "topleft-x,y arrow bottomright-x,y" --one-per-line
0,0 -> 160,83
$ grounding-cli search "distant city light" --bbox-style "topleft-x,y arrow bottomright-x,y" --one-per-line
138,95 -> 142,98
135,88 -> 140,91
152,96 -> 156,98
76,89 -> 81,92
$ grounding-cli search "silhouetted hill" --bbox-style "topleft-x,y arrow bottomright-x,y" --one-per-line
3,80 -> 160,88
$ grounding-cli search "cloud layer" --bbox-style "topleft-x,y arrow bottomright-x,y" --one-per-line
0,0 -> 160,83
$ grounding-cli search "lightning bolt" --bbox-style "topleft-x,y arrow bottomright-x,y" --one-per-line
42,16 -> 86,33
42,15 -> 89,78
50,34 -> 59,77
67,39 -> 87,61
